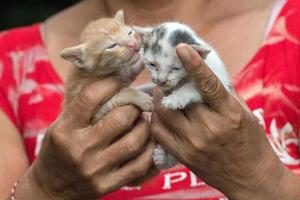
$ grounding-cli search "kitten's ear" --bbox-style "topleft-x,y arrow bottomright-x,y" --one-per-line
190,44 -> 211,59
60,44 -> 88,69
133,26 -> 153,38
114,10 -> 125,23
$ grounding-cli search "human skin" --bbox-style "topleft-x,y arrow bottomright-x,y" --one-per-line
11,77 -> 156,199
151,44 -> 300,200
2,0 -> 296,199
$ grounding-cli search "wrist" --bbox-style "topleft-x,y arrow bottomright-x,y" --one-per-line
226,149 -> 299,200
273,167 -> 300,200
14,165 -> 64,200
233,154 -> 285,200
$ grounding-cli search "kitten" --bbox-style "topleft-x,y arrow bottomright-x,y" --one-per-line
61,10 -> 153,124
135,22 -> 232,169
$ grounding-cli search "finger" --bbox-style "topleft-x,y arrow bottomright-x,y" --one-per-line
232,90 -> 251,112
185,103 -> 210,122
176,43 -> 229,112
108,141 -> 156,188
153,88 -> 189,134
150,112 -> 179,156
92,105 -> 141,146
63,77 -> 123,126
100,118 -> 150,167
128,165 -> 159,186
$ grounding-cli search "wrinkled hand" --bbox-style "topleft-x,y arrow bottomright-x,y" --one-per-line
151,44 -> 291,199
20,77 -> 155,200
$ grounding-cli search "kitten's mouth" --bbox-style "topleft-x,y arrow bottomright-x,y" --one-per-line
123,43 -> 141,65
130,51 -> 140,64
121,51 -> 140,66
160,77 -> 190,95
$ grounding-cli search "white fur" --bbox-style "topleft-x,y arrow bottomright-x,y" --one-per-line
162,82 -> 203,109
143,22 -> 231,97
138,22 -> 232,170
153,145 -> 178,169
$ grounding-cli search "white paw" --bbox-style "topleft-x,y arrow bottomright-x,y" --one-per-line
161,96 -> 188,110
153,145 -> 178,170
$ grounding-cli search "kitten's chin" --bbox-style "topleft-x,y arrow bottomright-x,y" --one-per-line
158,84 -> 174,91
159,85 -> 175,95
157,79 -> 187,94
128,52 -> 140,65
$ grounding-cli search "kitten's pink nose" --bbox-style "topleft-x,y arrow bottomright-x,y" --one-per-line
157,79 -> 167,85
128,43 -> 140,52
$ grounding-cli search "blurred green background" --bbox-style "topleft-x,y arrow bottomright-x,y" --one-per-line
0,0 -> 80,30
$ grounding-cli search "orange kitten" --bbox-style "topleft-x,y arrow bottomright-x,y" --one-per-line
61,10 -> 153,124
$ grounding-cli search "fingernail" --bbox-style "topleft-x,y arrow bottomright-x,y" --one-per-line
142,112 -> 152,122
178,44 -> 191,61
153,87 -> 163,99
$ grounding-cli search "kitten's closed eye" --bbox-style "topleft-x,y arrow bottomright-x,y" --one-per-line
173,67 -> 181,71
145,60 -> 157,68
148,62 -> 158,71
128,30 -> 133,35
149,62 -> 157,67
106,43 -> 118,49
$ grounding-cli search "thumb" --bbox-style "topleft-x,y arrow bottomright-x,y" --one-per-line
176,43 -> 228,111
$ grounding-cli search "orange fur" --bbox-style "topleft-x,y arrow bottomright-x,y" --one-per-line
62,10 -> 153,123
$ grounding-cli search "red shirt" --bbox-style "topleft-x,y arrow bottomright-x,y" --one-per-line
0,0 -> 300,199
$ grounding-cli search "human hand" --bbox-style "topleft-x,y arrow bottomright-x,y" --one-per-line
16,77 -> 155,200
151,44 -> 294,200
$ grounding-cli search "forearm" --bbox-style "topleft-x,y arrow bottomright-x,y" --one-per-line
9,167 -> 61,200
224,153 -> 300,200
234,169 -> 300,200
274,167 -> 300,200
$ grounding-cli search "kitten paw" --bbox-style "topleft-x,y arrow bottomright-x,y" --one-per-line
161,96 -> 188,110
153,145 -> 178,170
137,92 -> 154,111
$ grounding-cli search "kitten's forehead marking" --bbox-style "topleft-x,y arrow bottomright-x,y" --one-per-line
169,30 -> 198,47
148,26 -> 167,54
154,25 -> 167,39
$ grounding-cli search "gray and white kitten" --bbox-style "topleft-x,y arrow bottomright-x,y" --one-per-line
135,22 -> 232,169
